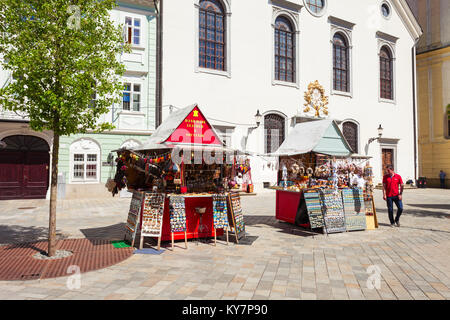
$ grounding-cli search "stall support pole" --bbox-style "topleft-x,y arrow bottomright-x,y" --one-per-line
226,228 -> 229,245
214,228 -> 217,246
171,233 -> 174,250
157,237 -> 161,251
139,235 -> 144,250
184,231 -> 188,249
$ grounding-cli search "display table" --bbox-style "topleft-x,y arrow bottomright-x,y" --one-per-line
160,195 -> 224,241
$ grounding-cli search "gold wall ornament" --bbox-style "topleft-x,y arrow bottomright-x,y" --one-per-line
303,80 -> 329,117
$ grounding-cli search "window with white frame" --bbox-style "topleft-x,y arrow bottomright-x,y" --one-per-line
123,83 -> 141,112
70,139 -> 100,183
125,17 -> 141,46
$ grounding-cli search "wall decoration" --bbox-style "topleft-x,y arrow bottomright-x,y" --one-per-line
303,80 -> 329,118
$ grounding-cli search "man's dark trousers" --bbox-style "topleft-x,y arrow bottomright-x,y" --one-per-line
441,179 -> 446,189
386,196 -> 403,224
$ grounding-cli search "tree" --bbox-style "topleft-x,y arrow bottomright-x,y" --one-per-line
0,0 -> 129,256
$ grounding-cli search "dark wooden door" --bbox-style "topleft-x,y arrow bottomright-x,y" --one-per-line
0,151 -> 49,200
23,151 -> 50,199
0,135 -> 50,200
0,151 -> 24,199
382,148 -> 394,176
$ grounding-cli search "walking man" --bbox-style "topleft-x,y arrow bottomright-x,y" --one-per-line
439,170 -> 446,189
382,165 -> 404,227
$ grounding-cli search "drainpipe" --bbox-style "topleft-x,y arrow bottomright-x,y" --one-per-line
412,44 -> 418,181
154,0 -> 163,128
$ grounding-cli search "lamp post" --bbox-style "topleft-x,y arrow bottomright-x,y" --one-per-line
368,124 -> 384,144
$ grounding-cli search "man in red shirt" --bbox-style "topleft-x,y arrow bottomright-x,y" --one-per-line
382,165 -> 404,227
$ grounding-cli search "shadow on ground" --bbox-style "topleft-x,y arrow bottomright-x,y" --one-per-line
244,216 -> 319,238
377,207 -> 450,219
80,223 -> 127,243
0,225 -> 66,245
407,204 -> 450,210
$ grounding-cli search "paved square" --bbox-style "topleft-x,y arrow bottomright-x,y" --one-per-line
0,189 -> 449,300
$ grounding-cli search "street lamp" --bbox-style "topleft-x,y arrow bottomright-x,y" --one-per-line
255,110 -> 262,128
368,124 -> 384,144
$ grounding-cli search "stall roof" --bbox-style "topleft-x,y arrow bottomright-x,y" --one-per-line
270,119 -> 353,157
133,104 -> 226,152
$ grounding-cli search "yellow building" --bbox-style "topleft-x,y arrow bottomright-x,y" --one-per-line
408,0 -> 450,188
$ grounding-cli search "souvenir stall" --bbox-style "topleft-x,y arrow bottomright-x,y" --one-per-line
270,120 -> 378,234
110,104 -> 247,249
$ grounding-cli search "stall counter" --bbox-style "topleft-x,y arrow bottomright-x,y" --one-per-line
160,195 -> 224,241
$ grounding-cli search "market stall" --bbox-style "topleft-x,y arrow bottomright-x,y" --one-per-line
270,119 -> 378,234
109,104 -> 247,249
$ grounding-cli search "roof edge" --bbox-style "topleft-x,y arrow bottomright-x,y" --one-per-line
392,0 -> 423,42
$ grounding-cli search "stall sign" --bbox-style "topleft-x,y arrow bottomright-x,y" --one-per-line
319,189 -> 346,233
303,191 -> 325,229
169,196 -> 187,232
342,188 -> 367,231
124,191 -> 144,244
166,106 -> 222,146
227,193 -> 246,240
141,193 -> 166,237
212,194 -> 229,229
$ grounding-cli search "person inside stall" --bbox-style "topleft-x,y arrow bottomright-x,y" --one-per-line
235,173 -> 243,189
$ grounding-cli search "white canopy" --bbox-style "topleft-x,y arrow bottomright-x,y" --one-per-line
270,119 -> 354,157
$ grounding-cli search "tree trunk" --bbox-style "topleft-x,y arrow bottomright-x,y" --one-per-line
48,132 -> 60,257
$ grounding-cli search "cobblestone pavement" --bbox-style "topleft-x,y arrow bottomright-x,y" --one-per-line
0,189 -> 449,300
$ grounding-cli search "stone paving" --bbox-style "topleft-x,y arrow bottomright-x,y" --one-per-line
0,188 -> 449,300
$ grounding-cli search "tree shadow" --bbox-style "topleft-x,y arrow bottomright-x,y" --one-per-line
0,225 -> 68,255
0,225 -> 66,246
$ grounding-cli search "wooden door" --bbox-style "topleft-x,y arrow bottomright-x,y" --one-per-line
0,151 -> 24,199
0,135 -> 50,200
23,151 -> 50,199
382,148 -> 394,176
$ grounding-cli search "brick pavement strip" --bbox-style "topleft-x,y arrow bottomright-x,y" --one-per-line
0,189 -> 449,300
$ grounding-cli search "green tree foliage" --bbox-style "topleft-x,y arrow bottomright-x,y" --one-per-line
0,0 -> 129,134
0,0 -> 130,256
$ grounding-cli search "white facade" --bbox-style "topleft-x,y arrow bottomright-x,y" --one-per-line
161,0 -> 422,189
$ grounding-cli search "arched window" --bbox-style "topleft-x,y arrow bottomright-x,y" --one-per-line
264,114 -> 285,154
333,33 -> 349,92
342,121 -> 358,153
380,46 -> 393,100
70,139 -> 100,183
274,16 -> 295,83
199,0 -> 225,71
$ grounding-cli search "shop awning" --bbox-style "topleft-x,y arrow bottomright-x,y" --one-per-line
270,119 -> 353,157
